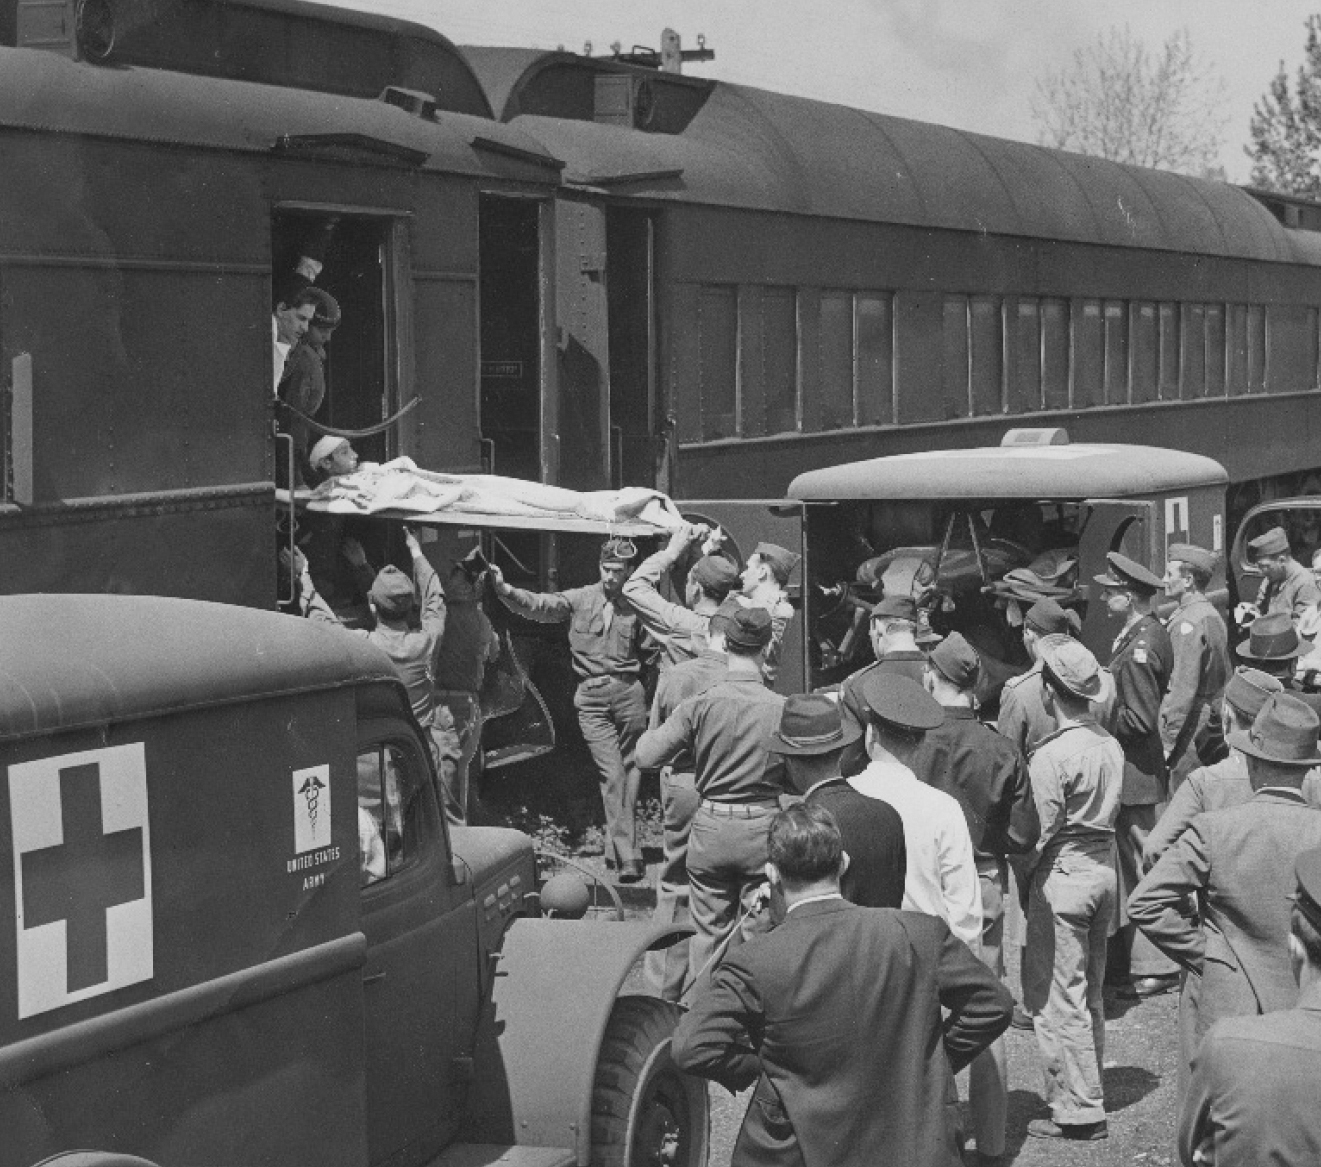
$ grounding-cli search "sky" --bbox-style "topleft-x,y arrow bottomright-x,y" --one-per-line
318,0 -> 1321,182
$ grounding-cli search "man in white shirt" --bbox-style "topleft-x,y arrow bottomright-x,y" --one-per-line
848,670 -> 982,953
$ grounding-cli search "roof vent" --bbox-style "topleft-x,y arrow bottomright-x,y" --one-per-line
1001,427 -> 1069,447
380,86 -> 438,120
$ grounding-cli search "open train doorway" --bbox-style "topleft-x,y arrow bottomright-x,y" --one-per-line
607,208 -> 660,491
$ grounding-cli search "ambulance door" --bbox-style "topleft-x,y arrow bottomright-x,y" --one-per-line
676,499 -> 807,693
1078,499 -> 1156,662
357,717 -> 475,1163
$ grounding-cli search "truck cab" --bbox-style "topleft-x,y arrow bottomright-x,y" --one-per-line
0,595 -> 705,1167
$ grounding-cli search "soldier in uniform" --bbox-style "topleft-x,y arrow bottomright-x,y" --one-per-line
1239,526 -> 1321,632
1021,636 -> 1123,1143
996,598 -> 1081,762
1160,543 -> 1231,791
636,607 -> 788,990
738,541 -> 801,687
622,523 -> 739,670
1093,551 -> 1180,998
491,539 -> 648,882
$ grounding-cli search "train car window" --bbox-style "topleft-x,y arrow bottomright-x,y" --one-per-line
698,285 -> 738,439
1266,305 -> 1319,394
820,290 -> 856,429
1158,304 -> 1180,400
1247,304 -> 1267,394
1006,298 -> 1041,413
856,294 -> 894,426
1131,303 -> 1158,403
896,292 -> 945,424
762,287 -> 800,435
970,297 -> 1002,416
942,296 -> 970,419
1205,305 -> 1227,397
1041,299 -> 1070,410
1074,300 -> 1104,408
1182,304 -> 1207,399
1104,301 -> 1128,405
1228,304 -> 1250,396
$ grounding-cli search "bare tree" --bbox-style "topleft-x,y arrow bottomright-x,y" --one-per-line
1031,26 -> 1228,175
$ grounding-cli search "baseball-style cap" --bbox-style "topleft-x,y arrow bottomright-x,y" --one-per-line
691,555 -> 740,598
858,672 -> 945,733
1224,666 -> 1285,720
1168,543 -> 1216,574
927,631 -> 980,689
1094,551 -> 1162,595
753,542 -> 802,585
1249,527 -> 1291,558
370,565 -> 415,619
1038,635 -> 1104,699
871,595 -> 917,623
725,606 -> 773,651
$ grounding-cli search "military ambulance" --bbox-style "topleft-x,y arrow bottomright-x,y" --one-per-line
688,428 -> 1229,701
0,595 -> 706,1167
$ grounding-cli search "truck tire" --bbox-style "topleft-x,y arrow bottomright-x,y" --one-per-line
590,995 -> 709,1167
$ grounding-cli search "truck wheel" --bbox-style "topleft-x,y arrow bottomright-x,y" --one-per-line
591,995 -> 709,1167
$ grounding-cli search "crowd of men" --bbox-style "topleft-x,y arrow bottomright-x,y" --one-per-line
280,495 -> 1321,1165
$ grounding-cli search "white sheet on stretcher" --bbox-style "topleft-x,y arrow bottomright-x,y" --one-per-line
299,457 -> 687,532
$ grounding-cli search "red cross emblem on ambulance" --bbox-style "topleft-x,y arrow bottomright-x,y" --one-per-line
9,744 -> 153,1018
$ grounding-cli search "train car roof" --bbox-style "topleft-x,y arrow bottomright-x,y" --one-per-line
789,444 -> 1228,502
0,595 -> 397,744
473,48 -> 1321,263
0,46 -> 560,184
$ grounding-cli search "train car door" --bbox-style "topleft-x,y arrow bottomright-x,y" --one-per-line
606,208 -> 661,492
677,499 -> 807,693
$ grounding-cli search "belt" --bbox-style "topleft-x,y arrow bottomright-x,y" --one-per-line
698,798 -> 780,816
579,674 -> 637,689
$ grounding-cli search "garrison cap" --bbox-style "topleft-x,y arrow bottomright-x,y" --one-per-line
1237,612 -> 1307,662
725,605 -> 773,651
709,597 -> 744,638
857,672 -> 945,734
306,287 -> 341,329
1249,527 -> 1291,558
691,554 -> 740,598
370,565 -> 415,620
753,542 -> 802,586
871,594 -> 918,623
1038,635 -> 1104,699
1224,666 -> 1284,719
1292,846 -> 1321,931
1094,551 -> 1162,595
1226,692 -> 1321,767
928,631 -> 981,690
1168,543 -> 1216,574
1024,598 -> 1079,637
599,537 -> 638,566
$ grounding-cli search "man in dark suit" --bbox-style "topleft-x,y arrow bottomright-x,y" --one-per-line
766,692 -> 907,909
1179,845 -> 1321,1166
1128,691 -> 1321,1105
672,803 -> 1012,1167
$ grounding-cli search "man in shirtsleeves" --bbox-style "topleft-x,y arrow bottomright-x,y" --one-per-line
491,538 -> 648,882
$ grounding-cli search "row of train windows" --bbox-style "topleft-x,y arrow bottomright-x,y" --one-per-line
690,286 -> 1320,442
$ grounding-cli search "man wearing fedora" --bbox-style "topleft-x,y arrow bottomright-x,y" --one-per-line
1179,845 -> 1321,1166
768,693 -> 907,909
1160,543 -> 1231,791
1093,551 -> 1181,999
637,606 -> 789,988
492,539 -> 649,882
1020,636 -> 1123,1143
1129,692 -> 1321,1105
1240,526 -> 1321,632
622,522 -> 740,671
1236,610 -> 1321,719
908,631 -> 1039,1163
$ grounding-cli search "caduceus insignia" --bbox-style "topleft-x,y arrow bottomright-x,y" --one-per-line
298,774 -> 326,832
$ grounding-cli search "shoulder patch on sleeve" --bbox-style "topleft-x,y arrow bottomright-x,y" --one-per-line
1179,622 -> 1194,635
1133,648 -> 1148,663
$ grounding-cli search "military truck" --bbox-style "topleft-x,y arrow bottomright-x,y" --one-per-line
0,595 -> 706,1167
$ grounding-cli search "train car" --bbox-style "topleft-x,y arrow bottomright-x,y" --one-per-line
464,46 -> 1321,526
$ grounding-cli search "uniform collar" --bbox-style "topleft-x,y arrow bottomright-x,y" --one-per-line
785,891 -> 845,915
938,704 -> 978,720
1252,786 -> 1311,805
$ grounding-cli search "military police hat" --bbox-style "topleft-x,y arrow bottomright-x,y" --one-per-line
1291,846 -> 1321,931
1168,543 -> 1216,575
370,565 -> 416,619
1249,527 -> 1291,558
857,672 -> 945,734
871,594 -> 918,623
691,554 -> 739,599
753,541 -> 802,586
927,631 -> 981,690
1094,551 -> 1162,595
725,605 -> 773,651
1038,635 -> 1104,699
